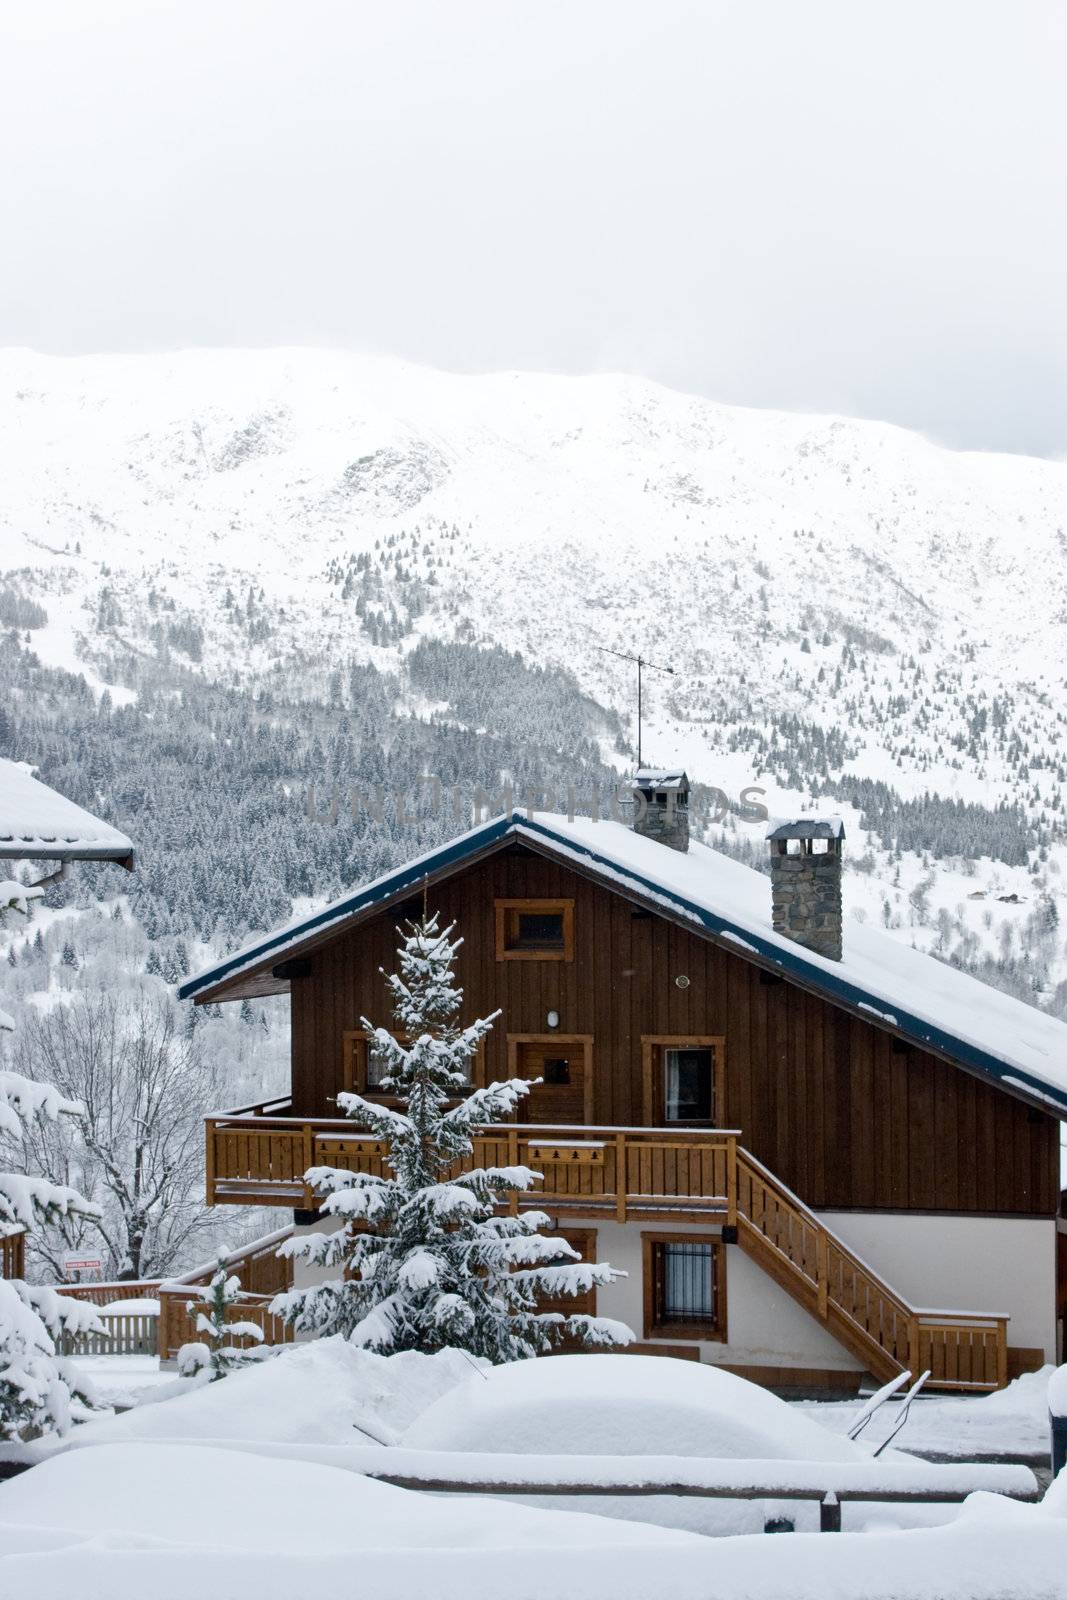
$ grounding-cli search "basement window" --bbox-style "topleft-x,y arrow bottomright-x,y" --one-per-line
495,900 -> 574,962
644,1235 -> 726,1340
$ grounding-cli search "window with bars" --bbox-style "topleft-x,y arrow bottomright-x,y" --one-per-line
645,1236 -> 725,1339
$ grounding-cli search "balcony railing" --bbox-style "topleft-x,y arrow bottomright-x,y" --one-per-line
203,1100 -> 1010,1391
205,1099 -> 739,1224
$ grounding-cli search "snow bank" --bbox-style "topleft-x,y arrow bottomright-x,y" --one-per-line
0,1439 -> 704,1555
403,1353 -> 864,1461
99,1298 -> 159,1315
1047,1363 -> 1067,1419
73,1335 -> 478,1446
0,1445 -> 1064,1600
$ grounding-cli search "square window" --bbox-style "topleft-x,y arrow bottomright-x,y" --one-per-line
495,900 -> 574,962
543,1056 -> 571,1085
516,911 -> 564,949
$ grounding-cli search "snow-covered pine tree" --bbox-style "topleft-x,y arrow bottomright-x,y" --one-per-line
273,914 -> 632,1360
1,878 -> 104,1439
177,1249 -> 269,1381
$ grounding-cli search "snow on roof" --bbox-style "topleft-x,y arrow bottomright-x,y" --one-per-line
633,768 -> 688,790
766,816 -> 845,841
179,812 -> 1067,1115
0,760 -> 134,866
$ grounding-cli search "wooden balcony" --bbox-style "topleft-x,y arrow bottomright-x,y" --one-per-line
205,1099 -> 738,1224
203,1102 -> 1009,1392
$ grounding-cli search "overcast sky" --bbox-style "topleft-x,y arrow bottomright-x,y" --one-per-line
2,1 -> 1065,457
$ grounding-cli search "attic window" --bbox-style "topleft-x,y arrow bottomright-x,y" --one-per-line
495,900 -> 574,962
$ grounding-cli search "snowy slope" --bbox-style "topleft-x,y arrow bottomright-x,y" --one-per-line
1,348 -> 1065,1011
1,347 -> 1064,729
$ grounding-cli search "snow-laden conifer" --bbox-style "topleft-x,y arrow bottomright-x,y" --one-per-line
177,1249 -> 269,1381
273,915 -> 632,1360
1,878 -> 104,1438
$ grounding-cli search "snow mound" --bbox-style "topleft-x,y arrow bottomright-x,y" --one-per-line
0,1440 -> 704,1557
99,1298 -> 159,1315
403,1354 -> 864,1461
76,1336 -> 477,1445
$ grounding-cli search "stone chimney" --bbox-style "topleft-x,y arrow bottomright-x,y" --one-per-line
632,768 -> 689,852
766,817 -> 845,961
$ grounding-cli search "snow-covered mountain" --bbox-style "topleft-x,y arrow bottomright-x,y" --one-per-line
1,348 -> 1065,1012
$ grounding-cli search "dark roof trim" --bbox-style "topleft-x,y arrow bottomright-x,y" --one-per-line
177,815 -> 518,1003
0,842 -> 134,869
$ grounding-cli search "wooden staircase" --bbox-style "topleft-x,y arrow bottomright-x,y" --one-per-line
734,1148 -> 1008,1391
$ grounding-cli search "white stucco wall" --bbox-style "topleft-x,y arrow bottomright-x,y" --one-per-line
290,1215 -> 344,1333
818,1211 -> 1057,1360
289,1208 -> 1056,1368
590,1219 -> 859,1373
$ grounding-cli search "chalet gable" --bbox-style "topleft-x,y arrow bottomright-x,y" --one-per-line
178,812 -> 1067,1121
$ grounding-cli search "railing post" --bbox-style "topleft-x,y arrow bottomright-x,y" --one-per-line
726,1135 -> 738,1230
819,1491 -> 841,1533
816,1228 -> 829,1321
995,1318 -> 1008,1391
615,1133 -> 627,1223
205,1119 -> 217,1207
908,1316 -> 921,1380
508,1128 -> 519,1215
302,1124 -> 314,1209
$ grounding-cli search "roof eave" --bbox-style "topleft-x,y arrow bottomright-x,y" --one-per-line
178,820 -> 520,1005
0,843 -> 134,870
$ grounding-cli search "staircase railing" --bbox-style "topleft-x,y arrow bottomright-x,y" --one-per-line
735,1148 -> 1008,1390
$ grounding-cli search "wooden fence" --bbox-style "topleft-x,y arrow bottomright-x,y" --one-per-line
157,1227 -> 295,1363
59,1311 -> 159,1358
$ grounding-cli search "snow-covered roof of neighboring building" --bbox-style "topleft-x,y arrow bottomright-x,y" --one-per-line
178,812 -> 1067,1117
0,760 -> 134,867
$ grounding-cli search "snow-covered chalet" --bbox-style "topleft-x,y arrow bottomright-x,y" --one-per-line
180,774 -> 1067,1393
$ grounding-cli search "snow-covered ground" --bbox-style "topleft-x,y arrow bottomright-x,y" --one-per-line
71,1355 -> 171,1412
795,1368 -> 1057,1462
1,1342 -> 1063,1599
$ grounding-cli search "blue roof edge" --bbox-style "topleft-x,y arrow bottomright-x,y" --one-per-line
178,812 -> 1067,1119
177,813 -> 517,1002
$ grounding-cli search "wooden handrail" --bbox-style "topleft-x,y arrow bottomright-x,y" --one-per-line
733,1147 -> 1007,1390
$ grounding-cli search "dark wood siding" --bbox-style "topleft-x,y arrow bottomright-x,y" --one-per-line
289,843 -> 1059,1217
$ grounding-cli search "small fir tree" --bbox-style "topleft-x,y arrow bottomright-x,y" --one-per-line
177,1250 -> 269,1381
273,915 -> 632,1360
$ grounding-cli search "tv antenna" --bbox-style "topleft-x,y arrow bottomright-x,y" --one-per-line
596,646 -> 675,769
